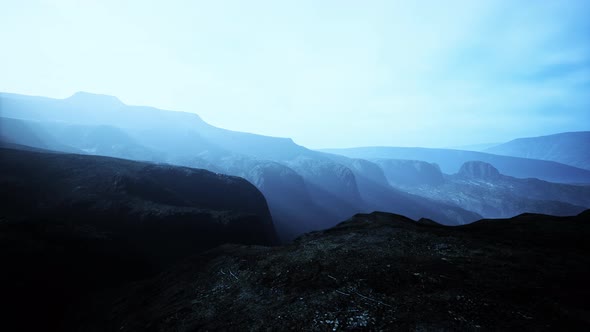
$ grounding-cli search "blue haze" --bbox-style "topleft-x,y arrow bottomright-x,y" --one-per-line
1,0 -> 589,148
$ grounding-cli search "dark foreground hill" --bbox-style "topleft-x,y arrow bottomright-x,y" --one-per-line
0,147 -> 277,331
74,211 -> 590,331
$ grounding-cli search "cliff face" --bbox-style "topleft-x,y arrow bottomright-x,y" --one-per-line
374,159 -> 445,186
457,161 -> 501,180
0,147 -> 277,331
0,147 -> 278,260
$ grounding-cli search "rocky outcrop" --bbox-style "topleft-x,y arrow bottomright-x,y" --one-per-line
323,146 -> 590,184
0,147 -> 277,331
374,159 -> 445,186
397,161 -> 590,219
457,161 -> 501,180
214,157 -> 333,241
0,147 -> 277,257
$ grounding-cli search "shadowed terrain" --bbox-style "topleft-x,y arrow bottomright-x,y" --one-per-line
73,211 -> 590,331
2,1 -> 590,330
0,147 -> 277,331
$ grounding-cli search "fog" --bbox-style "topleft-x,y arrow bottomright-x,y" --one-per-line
1,0 -> 589,148
2,2 -> 590,330
2,91 -> 590,241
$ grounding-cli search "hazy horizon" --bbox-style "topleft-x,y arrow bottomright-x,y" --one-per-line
2,0 -> 589,149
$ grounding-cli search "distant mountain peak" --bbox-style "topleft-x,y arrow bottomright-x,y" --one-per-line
458,161 -> 501,180
66,91 -> 125,108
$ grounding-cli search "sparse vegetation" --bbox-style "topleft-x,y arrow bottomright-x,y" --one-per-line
76,211 -> 590,331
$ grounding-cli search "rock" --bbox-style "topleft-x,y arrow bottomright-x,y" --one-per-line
75,211 -> 590,331
374,159 -> 445,186
457,161 -> 501,180
0,147 -> 277,332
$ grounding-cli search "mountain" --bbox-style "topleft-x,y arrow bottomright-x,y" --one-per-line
0,147 -> 277,331
0,92 -> 480,239
322,146 -> 590,184
457,160 -> 501,180
1,117 -> 164,161
372,159 -> 445,186
72,211 -> 590,331
323,155 -> 480,225
0,147 -> 277,251
0,92 -> 340,239
0,91 -> 208,131
0,117 -> 84,153
387,160 -> 590,218
485,131 -> 590,170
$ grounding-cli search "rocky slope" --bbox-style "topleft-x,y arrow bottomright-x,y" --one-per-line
0,147 -> 277,331
73,211 -> 590,331
395,161 -> 590,218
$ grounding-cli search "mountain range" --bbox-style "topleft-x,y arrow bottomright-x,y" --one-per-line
384,160 -> 590,218
1,92 -> 484,240
1,91 -> 590,330
2,92 -> 589,240
322,145 -> 590,184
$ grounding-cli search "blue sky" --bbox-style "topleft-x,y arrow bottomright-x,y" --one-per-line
1,0 -> 589,148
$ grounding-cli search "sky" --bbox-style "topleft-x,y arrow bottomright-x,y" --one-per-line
1,0 -> 589,148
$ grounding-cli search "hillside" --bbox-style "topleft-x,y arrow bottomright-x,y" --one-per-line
485,131 -> 590,170
0,147 -> 277,331
73,211 -> 590,331
0,92 -> 480,239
